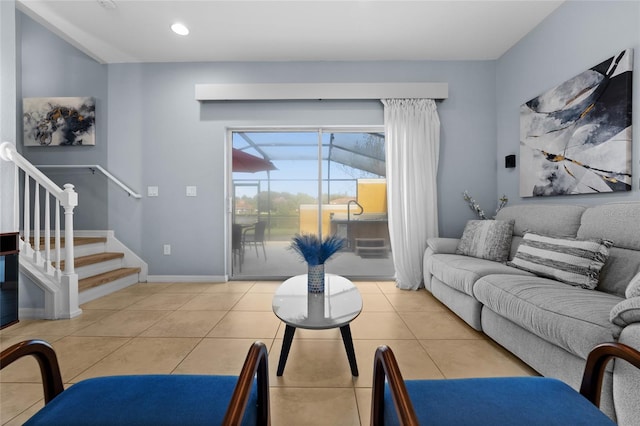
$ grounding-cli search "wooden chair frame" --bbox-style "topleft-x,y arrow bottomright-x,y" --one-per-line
1,339 -> 270,426
371,342 -> 640,426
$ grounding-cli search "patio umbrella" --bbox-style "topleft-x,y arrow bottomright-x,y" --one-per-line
232,148 -> 277,173
232,148 -> 276,240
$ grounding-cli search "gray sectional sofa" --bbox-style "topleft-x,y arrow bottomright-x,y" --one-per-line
423,202 -> 640,424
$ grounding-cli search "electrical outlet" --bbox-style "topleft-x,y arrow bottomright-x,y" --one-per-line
163,244 -> 171,255
147,186 -> 159,197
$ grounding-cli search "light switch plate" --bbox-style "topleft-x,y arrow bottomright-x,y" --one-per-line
147,186 -> 159,197
186,186 -> 197,197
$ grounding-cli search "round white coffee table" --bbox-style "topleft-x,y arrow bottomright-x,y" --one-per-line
272,274 -> 363,376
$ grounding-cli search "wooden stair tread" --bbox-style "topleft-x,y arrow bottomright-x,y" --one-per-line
29,236 -> 107,249
58,252 -> 124,270
79,267 -> 141,292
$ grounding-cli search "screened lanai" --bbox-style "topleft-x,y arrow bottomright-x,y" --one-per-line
230,129 -> 394,280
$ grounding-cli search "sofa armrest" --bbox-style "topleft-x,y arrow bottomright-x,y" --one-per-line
613,324 -> 640,426
426,237 -> 460,254
610,297 -> 640,327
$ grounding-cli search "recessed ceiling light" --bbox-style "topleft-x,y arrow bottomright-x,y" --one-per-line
171,23 -> 189,36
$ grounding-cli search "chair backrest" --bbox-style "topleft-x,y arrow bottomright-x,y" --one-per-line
1,339 -> 271,426
253,221 -> 266,241
232,224 -> 243,250
371,342 -> 640,426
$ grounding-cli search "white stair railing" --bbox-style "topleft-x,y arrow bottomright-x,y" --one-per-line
0,141 -> 81,319
36,164 -> 142,198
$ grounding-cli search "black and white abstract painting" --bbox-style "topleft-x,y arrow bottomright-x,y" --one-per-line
23,97 -> 96,146
520,49 -> 633,197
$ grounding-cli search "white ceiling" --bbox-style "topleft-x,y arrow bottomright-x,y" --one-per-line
17,0 -> 564,64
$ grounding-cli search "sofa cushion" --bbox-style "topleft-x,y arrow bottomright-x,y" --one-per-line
384,377 -> 616,426
456,220 -> 514,262
610,297 -> 640,327
577,202 -> 640,251
428,254 -> 533,297
495,204 -> 586,238
577,203 -> 640,296
474,274 -> 622,359
508,232 -> 612,290
23,374 -> 259,426
626,272 -> 640,299
597,247 -> 640,297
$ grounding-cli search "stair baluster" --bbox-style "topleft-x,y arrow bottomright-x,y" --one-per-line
0,142 -> 80,319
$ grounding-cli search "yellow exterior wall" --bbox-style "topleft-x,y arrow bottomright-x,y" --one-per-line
299,179 -> 386,237
357,179 -> 387,213
299,204 -> 349,237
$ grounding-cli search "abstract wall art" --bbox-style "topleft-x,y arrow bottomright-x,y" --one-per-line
23,97 -> 96,146
519,49 -> 633,197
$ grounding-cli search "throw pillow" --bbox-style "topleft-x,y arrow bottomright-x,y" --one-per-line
456,220 -> 514,263
610,297 -> 640,326
507,232 -> 613,290
625,271 -> 640,299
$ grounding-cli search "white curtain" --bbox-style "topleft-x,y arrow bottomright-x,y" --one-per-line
382,99 -> 440,290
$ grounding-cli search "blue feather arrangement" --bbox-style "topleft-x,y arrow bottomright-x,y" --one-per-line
290,234 -> 346,266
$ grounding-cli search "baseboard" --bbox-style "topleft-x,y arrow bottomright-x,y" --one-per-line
19,307 -> 46,320
146,275 -> 228,283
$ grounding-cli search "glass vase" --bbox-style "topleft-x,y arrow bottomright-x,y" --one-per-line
307,263 -> 325,293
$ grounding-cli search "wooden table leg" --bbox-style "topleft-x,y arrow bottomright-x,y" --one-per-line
340,324 -> 359,376
277,325 -> 296,376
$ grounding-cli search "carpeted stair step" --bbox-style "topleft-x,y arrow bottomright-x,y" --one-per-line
79,267 -> 141,292
57,252 -> 124,271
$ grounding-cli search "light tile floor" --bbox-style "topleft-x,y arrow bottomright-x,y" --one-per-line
0,281 -> 538,425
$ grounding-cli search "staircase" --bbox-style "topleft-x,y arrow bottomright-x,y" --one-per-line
57,236 -> 143,304
32,233 -> 146,305
1,142 -> 146,319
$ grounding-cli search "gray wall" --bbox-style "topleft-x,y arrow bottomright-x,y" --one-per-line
106,60 -> 497,276
496,0 -> 640,206
0,0 -> 17,233
14,2 -> 640,278
19,13 -> 109,231
17,14 -> 499,277
17,1 -> 640,279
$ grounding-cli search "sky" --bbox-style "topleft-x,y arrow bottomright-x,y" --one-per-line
232,131 -> 385,199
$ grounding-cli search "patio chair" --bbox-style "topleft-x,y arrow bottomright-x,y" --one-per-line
243,221 -> 267,260
371,342 -> 640,426
232,223 -> 244,272
1,339 -> 270,426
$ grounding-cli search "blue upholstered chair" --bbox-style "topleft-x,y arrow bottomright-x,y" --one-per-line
1,339 -> 270,425
371,342 -> 640,426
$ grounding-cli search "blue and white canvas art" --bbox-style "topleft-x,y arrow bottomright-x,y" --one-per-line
23,97 -> 96,146
519,49 -> 633,197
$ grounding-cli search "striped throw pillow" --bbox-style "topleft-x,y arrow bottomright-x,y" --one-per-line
508,232 -> 613,289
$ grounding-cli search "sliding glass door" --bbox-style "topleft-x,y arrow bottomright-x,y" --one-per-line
230,128 -> 393,279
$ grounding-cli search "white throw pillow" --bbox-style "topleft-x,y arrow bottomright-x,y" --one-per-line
625,271 -> 640,299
